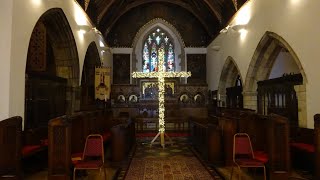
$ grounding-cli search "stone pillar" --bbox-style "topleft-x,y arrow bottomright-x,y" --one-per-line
294,84 -> 307,127
243,91 -> 257,111
314,114 -> 320,179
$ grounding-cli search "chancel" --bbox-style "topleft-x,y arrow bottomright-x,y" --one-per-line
1,0 -> 320,180
132,47 -> 191,148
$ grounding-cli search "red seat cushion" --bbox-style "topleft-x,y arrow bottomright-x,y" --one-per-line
102,131 -> 111,142
290,143 -> 315,153
71,152 -> 83,165
22,145 -> 42,157
74,160 -> 103,168
253,151 -> 269,164
40,139 -> 48,146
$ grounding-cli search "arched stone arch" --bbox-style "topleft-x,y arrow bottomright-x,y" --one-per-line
218,56 -> 242,106
25,8 -> 80,128
243,31 -> 307,126
80,42 -> 101,110
132,18 -> 186,76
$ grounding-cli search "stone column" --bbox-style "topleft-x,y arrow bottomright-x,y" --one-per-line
243,91 -> 258,111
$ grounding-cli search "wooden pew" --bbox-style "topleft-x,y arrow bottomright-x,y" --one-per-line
48,115 -> 71,180
268,113 -> 290,179
111,118 -> 135,162
290,127 -> 314,173
189,118 -> 222,164
212,108 -> 290,179
0,116 -> 22,179
21,127 -> 48,174
48,110 -> 123,179
287,114 -> 320,179
315,114 -> 320,179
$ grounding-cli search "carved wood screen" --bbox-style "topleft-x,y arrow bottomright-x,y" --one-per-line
113,54 -> 130,84
25,74 -> 67,129
27,21 -> 46,72
187,54 -> 206,84
226,76 -> 243,108
257,74 -> 303,127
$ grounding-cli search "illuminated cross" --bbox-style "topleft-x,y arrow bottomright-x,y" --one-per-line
132,47 -> 191,148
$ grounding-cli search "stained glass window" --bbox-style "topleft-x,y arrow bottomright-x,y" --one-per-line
142,28 -> 175,72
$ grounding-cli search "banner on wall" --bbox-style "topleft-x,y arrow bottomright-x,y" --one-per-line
95,67 -> 111,101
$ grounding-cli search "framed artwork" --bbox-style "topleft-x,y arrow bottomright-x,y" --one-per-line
194,93 -> 204,104
141,81 -> 175,98
117,94 -> 126,103
129,94 -> 138,103
179,94 -> 189,103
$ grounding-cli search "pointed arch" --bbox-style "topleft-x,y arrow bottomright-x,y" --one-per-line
243,31 -> 307,126
244,31 -> 307,93
80,42 -> 101,110
132,18 -> 186,74
218,56 -> 242,107
25,8 -> 80,129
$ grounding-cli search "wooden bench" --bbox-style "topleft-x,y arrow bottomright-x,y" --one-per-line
0,116 -> 22,179
21,126 -> 48,174
314,114 -> 320,179
111,118 -> 135,162
189,118 -> 222,164
48,110 -> 123,179
203,108 -> 290,179
290,127 -> 314,173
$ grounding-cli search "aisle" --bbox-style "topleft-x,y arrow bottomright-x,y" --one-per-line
123,137 -> 216,180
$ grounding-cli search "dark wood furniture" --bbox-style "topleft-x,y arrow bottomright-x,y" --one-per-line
314,114 -> 320,179
190,108 -> 290,179
257,73 -> 302,129
0,116 -> 22,179
48,110 -> 130,179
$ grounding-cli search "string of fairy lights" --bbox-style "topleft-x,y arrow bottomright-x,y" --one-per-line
132,47 -> 191,133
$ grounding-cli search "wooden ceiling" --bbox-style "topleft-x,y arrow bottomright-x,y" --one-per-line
77,0 -> 248,47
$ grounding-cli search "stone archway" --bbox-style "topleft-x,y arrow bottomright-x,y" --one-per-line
80,42 -> 101,110
218,57 -> 242,107
244,31 -> 307,127
132,18 -> 186,75
25,8 -> 79,128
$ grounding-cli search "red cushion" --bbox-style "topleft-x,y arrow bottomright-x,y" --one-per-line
71,152 -> 83,165
253,151 -> 269,164
22,145 -> 42,157
40,139 -> 48,146
74,160 -> 103,168
103,131 -> 111,142
290,143 -> 315,153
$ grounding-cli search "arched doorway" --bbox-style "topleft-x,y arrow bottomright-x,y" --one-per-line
244,31 -> 307,127
80,42 -> 101,110
25,8 -> 79,129
218,57 -> 243,108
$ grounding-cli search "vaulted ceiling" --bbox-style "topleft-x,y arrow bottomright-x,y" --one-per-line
77,0 -> 248,47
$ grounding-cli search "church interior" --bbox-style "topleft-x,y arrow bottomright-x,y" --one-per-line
1,0 -> 320,179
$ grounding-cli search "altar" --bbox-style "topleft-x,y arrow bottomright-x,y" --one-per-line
110,79 -> 209,134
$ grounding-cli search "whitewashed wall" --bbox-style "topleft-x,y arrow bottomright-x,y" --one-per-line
207,0 -> 320,128
0,0 -> 111,121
